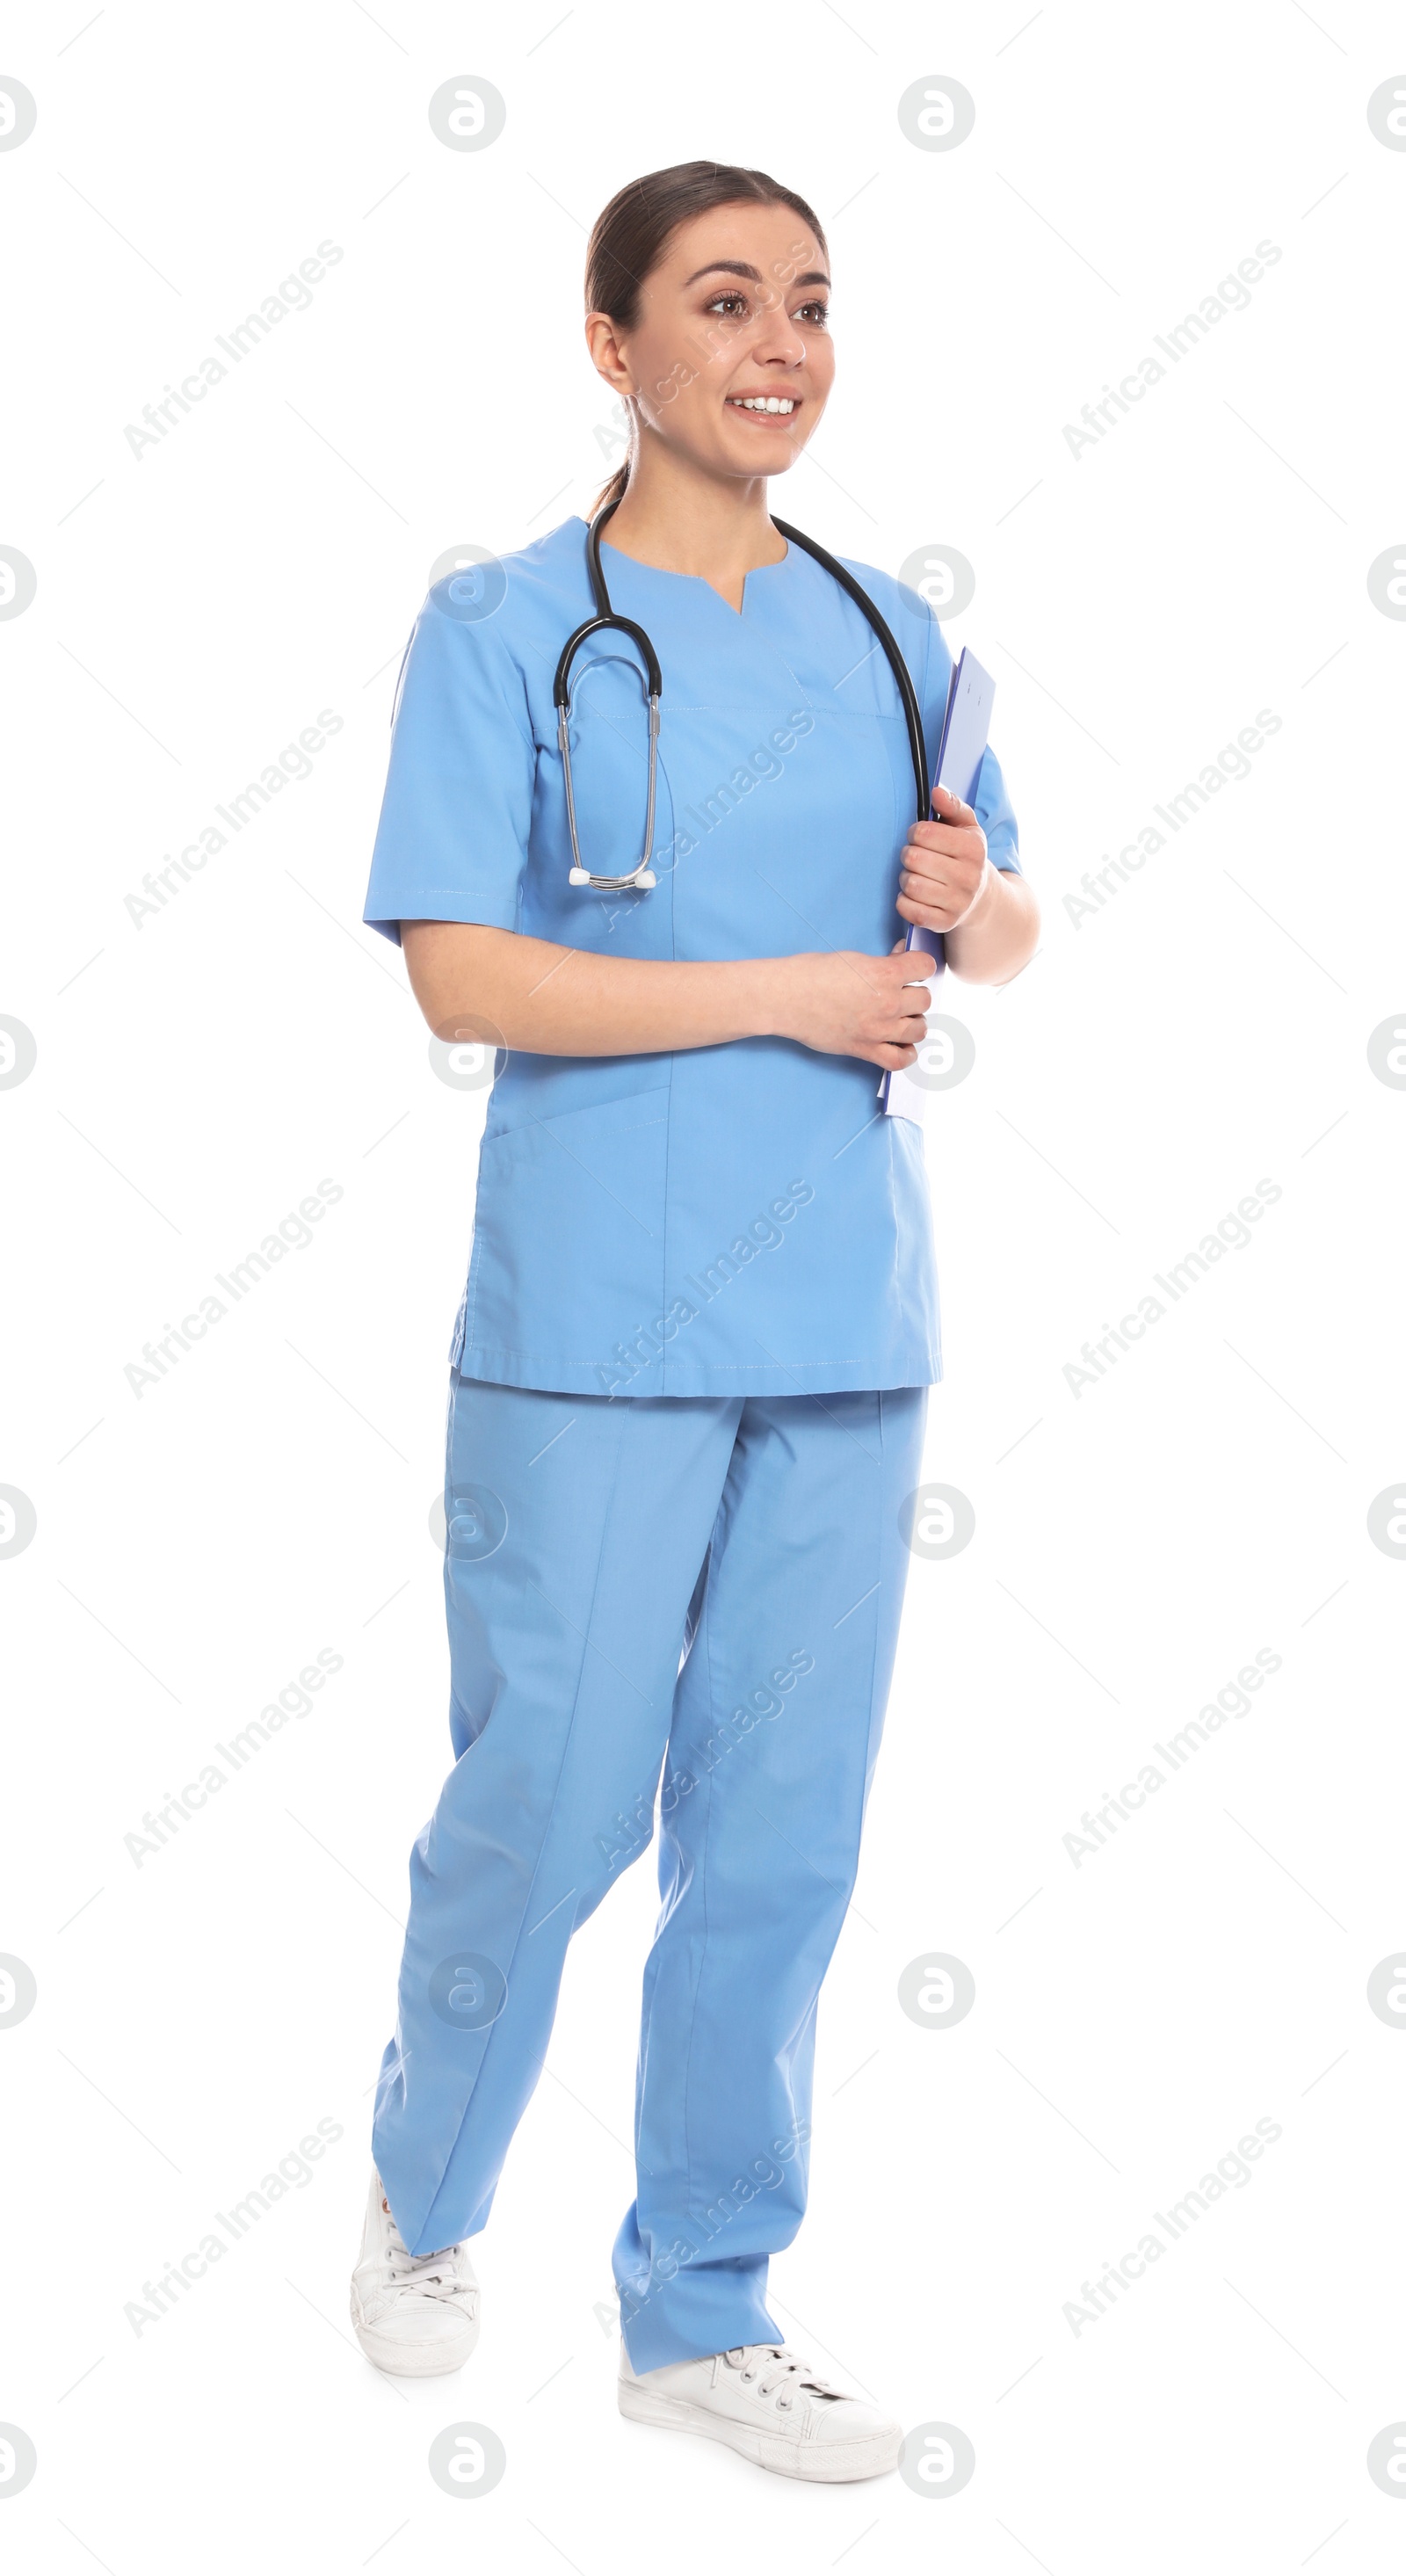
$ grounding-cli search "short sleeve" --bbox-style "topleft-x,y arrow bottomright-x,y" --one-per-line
917,600 -> 1021,874
362,586 -> 538,946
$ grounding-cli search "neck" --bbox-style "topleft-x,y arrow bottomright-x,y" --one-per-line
600,429 -> 787,584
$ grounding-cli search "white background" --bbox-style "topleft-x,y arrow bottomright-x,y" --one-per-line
4,0 -> 1406,2565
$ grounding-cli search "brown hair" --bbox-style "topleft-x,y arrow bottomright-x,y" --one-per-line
584,161 -> 828,516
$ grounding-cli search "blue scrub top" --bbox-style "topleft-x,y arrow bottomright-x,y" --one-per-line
364,515 -> 1021,1399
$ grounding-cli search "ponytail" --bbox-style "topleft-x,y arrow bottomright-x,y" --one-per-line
588,461 -> 629,520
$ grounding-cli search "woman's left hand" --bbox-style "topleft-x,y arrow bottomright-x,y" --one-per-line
895,784 -> 992,933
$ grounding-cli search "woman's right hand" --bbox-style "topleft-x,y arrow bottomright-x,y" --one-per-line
768,944 -> 938,1070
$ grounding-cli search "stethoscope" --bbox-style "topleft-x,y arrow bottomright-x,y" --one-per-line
554,497 -> 931,893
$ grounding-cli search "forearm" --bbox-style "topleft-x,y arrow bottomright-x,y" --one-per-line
400,919 -> 937,1073
945,862 -> 1040,984
402,919 -> 772,1056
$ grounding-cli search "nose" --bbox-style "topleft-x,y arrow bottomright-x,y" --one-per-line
750,292 -> 808,370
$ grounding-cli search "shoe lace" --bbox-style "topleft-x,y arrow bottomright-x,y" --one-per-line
723,2343 -> 832,2410
382,2206 -> 473,2304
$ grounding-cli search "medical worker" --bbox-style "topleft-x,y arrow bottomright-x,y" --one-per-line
350,161 -> 1039,2482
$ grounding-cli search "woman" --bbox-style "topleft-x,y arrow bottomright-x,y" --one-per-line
351,161 -> 1039,2483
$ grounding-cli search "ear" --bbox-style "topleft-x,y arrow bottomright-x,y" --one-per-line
585,311 -> 634,398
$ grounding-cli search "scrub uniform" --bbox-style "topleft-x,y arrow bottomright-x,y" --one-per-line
362,516 -> 1021,2367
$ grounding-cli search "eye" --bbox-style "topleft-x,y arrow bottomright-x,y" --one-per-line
795,300 -> 830,327
705,289 -> 750,318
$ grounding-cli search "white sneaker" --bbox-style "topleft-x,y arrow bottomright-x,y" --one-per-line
349,2170 -> 480,2377
618,2339 -> 902,2481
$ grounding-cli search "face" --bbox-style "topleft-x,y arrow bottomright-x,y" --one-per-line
586,200 -> 834,483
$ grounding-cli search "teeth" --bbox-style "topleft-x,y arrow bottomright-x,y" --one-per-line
730,395 -> 795,413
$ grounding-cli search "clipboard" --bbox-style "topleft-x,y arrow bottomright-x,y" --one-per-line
881,647 -> 996,1124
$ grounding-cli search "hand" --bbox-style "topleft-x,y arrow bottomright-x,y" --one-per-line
897,783 -> 991,933
771,946 -> 939,1070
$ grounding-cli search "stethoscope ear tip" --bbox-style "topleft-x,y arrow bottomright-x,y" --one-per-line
567,865 -> 656,890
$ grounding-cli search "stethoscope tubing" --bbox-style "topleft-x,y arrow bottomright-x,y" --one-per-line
553,497 -> 930,893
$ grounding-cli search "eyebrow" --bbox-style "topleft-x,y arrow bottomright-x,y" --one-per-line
681,259 -> 831,291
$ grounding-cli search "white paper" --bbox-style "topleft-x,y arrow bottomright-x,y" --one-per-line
883,1058 -> 930,1126
881,975 -> 938,1124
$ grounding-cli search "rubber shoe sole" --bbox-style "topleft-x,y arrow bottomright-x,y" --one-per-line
352,2306 -> 479,2378
617,2377 -> 901,2481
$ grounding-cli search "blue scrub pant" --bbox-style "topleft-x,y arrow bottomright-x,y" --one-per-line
372,1370 -> 928,2370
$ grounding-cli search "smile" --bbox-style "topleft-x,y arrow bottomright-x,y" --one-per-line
726,395 -> 798,416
